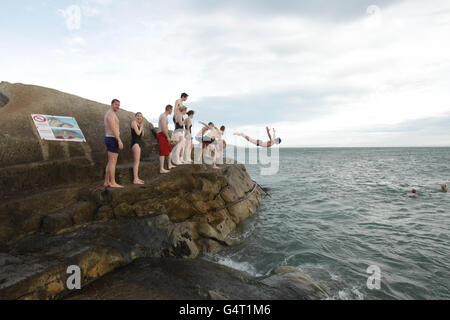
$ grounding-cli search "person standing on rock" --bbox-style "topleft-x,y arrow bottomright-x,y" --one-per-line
183,110 -> 195,163
174,93 -> 189,125
215,126 -> 227,162
131,112 -> 145,185
104,99 -> 124,188
195,121 -> 221,170
158,105 -> 176,174
172,106 -> 188,165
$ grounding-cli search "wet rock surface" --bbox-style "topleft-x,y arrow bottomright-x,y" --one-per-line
68,258 -> 329,300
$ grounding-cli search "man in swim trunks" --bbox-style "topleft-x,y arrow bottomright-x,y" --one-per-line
234,127 -> 282,148
174,93 -> 189,125
158,105 -> 176,174
104,99 -> 124,188
195,121 -> 220,169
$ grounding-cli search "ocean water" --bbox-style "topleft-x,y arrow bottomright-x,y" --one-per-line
209,147 -> 450,300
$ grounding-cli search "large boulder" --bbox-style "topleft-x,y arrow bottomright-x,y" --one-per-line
67,258 -> 329,300
0,81 -> 155,198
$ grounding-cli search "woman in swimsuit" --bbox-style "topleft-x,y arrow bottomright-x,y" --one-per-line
234,127 -> 282,147
171,106 -> 187,165
131,112 -> 145,185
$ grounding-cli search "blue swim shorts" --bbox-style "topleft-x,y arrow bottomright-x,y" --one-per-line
105,136 -> 121,154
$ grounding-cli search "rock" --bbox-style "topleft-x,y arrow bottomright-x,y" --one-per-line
0,161 -> 264,299
0,82 -> 156,198
0,81 -> 328,300
258,266 -> 329,300
67,258 -> 329,300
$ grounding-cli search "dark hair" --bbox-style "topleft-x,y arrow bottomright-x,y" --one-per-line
111,99 -> 120,105
166,105 -> 173,111
135,112 -> 142,117
220,126 -> 226,131
181,93 -> 189,99
208,122 -> 214,126
187,110 -> 195,116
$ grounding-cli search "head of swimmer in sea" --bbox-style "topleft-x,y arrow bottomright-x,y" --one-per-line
187,110 -> 195,119
111,99 -> 120,112
442,184 -> 448,192
135,112 -> 143,124
181,93 -> 189,102
412,189 -> 418,194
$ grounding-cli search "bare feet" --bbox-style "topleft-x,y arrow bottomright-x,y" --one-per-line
160,169 -> 170,174
213,166 -> 221,170
169,164 -> 177,170
133,180 -> 145,185
109,183 -> 124,189
103,182 -> 110,188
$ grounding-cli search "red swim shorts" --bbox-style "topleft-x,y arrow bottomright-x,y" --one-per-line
157,132 -> 173,156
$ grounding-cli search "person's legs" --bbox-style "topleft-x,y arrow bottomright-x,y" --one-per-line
184,136 -> 193,163
132,144 -> 144,184
234,132 -> 256,144
104,156 -> 111,187
160,156 -> 169,174
216,140 -> 224,164
108,153 -> 124,188
168,152 -> 176,169
172,136 -> 185,165
178,136 -> 185,163
210,145 -> 220,169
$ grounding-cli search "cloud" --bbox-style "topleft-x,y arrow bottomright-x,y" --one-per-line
3,0 -> 450,147
59,5 -> 82,31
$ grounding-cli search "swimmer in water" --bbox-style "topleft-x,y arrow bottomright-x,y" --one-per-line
408,189 -> 418,198
441,184 -> 448,192
234,127 -> 281,148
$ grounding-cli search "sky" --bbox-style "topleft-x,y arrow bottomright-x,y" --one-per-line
1,0 -> 450,147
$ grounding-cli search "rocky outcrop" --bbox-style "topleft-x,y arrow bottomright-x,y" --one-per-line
0,82 -> 155,199
0,160 -> 263,299
67,258 -> 329,300
0,82 -> 327,301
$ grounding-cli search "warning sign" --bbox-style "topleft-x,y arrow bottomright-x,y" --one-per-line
31,114 -> 87,142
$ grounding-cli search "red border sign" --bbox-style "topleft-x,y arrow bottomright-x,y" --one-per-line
33,115 -> 47,123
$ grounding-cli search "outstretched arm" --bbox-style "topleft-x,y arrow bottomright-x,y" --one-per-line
266,127 -> 273,141
198,121 -> 209,128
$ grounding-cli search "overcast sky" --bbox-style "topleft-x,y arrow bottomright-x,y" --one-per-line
1,0 -> 450,147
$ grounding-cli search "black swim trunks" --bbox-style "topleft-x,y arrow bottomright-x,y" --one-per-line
105,136 -> 121,154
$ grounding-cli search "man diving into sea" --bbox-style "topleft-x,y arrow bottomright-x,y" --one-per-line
234,127 -> 282,148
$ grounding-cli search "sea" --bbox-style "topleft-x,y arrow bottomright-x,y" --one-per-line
207,147 -> 450,300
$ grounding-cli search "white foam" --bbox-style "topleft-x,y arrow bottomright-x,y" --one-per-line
211,256 -> 263,277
